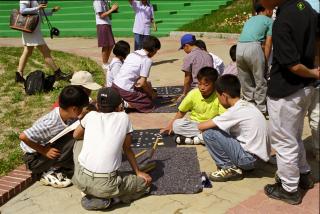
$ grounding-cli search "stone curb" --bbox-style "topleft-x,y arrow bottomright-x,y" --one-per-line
0,165 -> 35,206
169,31 -> 240,40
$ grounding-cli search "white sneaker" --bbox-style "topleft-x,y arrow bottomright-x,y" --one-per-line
193,133 -> 205,145
40,170 -> 72,188
175,136 -> 193,144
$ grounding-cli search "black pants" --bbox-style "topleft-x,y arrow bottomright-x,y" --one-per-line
24,133 -> 75,174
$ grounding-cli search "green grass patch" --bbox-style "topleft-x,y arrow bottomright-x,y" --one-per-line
0,47 -> 103,176
179,0 -> 252,34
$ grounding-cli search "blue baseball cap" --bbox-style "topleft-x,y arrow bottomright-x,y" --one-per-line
179,34 -> 196,50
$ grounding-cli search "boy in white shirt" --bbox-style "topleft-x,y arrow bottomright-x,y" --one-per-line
112,36 -> 161,112
198,75 -> 269,182
106,40 -> 130,87
72,87 -> 151,211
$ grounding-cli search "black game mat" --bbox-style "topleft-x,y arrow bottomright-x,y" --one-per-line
152,96 -> 179,113
120,147 -> 203,195
132,129 -> 176,148
153,86 -> 184,96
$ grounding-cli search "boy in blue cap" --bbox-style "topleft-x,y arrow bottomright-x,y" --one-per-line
178,34 -> 213,102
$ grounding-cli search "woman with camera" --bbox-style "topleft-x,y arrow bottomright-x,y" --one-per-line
17,0 -> 69,83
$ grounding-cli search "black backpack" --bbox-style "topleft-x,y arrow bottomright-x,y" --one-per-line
24,70 -> 55,95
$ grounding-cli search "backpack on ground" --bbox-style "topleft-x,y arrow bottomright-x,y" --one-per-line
24,70 -> 55,95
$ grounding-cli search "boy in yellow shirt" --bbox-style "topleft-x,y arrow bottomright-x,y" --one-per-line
161,67 -> 225,144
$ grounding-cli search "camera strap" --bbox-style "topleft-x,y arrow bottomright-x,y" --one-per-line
40,8 -> 53,30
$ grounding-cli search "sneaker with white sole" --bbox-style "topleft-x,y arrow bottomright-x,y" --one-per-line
209,166 -> 243,182
193,133 -> 205,145
81,195 -> 111,210
175,136 -> 193,144
40,170 -> 72,188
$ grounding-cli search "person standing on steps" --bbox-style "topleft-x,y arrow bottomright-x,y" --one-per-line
17,0 -> 70,84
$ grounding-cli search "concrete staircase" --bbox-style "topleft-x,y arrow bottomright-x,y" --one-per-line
0,0 -> 233,37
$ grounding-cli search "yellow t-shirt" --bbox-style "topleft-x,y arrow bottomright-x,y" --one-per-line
178,89 -> 225,122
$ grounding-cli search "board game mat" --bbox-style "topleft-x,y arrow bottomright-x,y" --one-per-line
132,129 -> 176,148
120,147 -> 203,195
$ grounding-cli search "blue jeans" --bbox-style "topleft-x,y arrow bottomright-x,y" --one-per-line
203,128 -> 256,170
134,34 -> 148,51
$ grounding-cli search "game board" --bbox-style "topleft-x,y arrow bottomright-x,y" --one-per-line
132,129 -> 176,148
120,147 -> 203,195
153,86 -> 184,96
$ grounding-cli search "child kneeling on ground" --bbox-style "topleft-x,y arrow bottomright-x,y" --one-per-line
72,87 -> 152,211
112,36 -> 161,112
19,85 -> 89,188
106,40 -> 130,87
161,67 -> 225,145
198,75 -> 270,182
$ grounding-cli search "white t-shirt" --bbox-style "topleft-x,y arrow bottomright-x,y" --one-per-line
212,100 -> 269,161
113,49 -> 152,92
78,111 -> 133,173
93,0 -> 111,25
106,57 -> 122,87
209,52 -> 225,75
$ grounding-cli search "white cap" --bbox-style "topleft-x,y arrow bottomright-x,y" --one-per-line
70,71 -> 102,90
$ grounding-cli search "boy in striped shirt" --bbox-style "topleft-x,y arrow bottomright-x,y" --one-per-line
19,85 -> 89,188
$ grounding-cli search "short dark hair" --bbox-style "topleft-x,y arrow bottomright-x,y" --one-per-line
142,36 -> 161,53
194,40 -> 207,51
229,45 -> 237,62
255,2 -> 265,13
59,85 -> 89,109
215,74 -> 241,98
113,40 -> 130,59
197,67 -> 219,83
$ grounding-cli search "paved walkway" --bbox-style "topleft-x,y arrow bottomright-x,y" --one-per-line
0,37 -> 318,213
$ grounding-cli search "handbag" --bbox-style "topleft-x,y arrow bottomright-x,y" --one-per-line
9,9 -> 39,33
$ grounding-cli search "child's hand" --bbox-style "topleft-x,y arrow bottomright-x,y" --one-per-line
52,6 -> 60,12
42,146 -> 60,159
111,3 -> 119,12
37,4 -> 47,10
160,122 -> 174,135
137,171 -> 152,186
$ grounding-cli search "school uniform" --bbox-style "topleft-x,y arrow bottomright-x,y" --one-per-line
209,52 -> 225,75
182,47 -> 213,88
72,111 -> 149,202
130,0 -> 154,50
112,49 -> 154,112
236,15 -> 273,114
93,0 -> 115,47
267,0 -> 317,193
203,100 -> 269,170
106,57 -> 122,87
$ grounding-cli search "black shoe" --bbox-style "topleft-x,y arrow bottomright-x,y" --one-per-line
299,172 -> 314,190
275,172 -> 314,190
15,72 -> 25,83
81,195 -> 111,210
54,69 -> 72,81
264,183 -> 302,205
